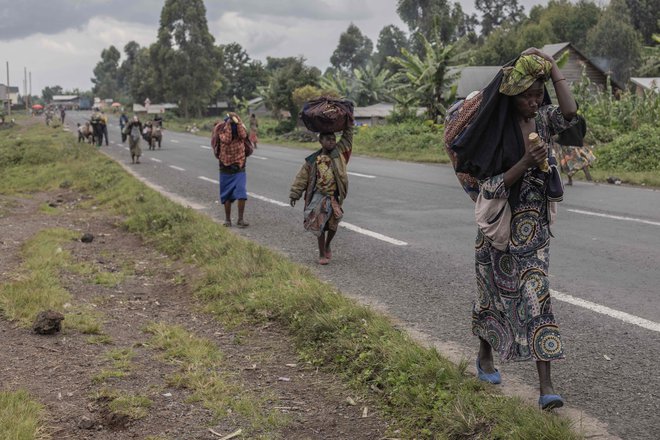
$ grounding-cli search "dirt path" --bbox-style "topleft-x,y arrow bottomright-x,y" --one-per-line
0,191 -> 389,439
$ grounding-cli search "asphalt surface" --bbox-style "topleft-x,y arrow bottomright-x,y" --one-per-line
67,112 -> 659,439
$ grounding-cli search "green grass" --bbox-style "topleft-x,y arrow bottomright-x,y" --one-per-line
0,227 -> 102,333
92,348 -> 135,384
0,121 -> 585,438
0,390 -> 47,440
94,388 -> 152,420
144,322 -> 287,435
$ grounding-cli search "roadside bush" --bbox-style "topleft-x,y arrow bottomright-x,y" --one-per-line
594,124 -> 660,171
354,120 -> 447,163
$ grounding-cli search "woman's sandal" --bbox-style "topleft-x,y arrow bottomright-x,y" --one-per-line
539,394 -> 564,410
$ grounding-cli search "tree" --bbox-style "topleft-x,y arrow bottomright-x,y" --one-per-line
292,85 -> 340,109
319,71 -> 356,101
625,0 -> 660,44
637,34 -> 660,76
388,36 -> 458,120
91,45 -> 121,99
41,85 -> 63,102
353,62 -> 398,105
217,42 -> 267,101
587,0 -> 642,83
373,25 -> 409,71
532,0 -> 600,50
475,0 -> 524,37
128,45 -> 159,105
396,0 -> 468,44
151,0 -> 217,117
262,57 -> 321,121
118,41 -> 142,97
330,24 -> 374,72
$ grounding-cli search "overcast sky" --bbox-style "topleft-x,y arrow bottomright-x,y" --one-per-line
0,0 -> 543,96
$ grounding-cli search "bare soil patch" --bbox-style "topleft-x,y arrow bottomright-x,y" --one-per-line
0,191 -> 389,439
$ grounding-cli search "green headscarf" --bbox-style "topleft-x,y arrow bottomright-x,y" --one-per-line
499,54 -> 552,96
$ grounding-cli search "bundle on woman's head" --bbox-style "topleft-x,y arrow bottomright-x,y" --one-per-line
499,54 -> 552,96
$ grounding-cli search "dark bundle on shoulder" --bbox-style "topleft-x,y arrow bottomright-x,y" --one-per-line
300,97 -> 354,133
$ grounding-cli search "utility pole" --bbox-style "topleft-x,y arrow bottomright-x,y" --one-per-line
24,67 -> 28,112
29,71 -> 32,110
6,61 -> 10,117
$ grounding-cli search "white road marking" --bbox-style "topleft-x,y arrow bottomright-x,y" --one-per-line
247,192 -> 289,207
551,289 -> 660,333
170,139 -> 180,143
568,209 -> 660,227
150,158 -> 162,163
251,155 -> 268,160
197,176 -> 406,245
169,165 -> 185,171
340,222 -> 407,246
198,176 -> 218,184
348,171 -> 376,179
200,145 -> 211,150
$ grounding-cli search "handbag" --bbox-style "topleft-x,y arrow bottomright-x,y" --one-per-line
475,193 -> 511,251
546,156 -> 564,202
244,138 -> 254,157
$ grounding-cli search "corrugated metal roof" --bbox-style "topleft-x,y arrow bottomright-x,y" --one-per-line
53,95 -> 79,101
540,42 -> 571,57
448,66 -> 501,98
630,77 -> 660,90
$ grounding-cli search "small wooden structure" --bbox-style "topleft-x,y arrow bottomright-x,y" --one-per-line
629,77 -> 660,96
540,42 -> 624,91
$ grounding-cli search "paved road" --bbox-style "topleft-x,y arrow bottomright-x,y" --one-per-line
68,112 -> 659,439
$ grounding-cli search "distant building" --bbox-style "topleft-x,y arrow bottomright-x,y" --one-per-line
629,77 -> 660,96
448,66 -> 501,99
540,42 -> 624,91
0,84 -> 20,111
132,103 -> 178,114
353,103 -> 425,126
52,95 -> 80,109
247,97 -> 269,116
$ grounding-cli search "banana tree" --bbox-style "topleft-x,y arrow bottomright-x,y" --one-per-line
388,35 -> 458,120
352,62 -> 398,105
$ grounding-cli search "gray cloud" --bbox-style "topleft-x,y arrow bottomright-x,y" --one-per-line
0,0 -> 160,40
0,0 -> 373,41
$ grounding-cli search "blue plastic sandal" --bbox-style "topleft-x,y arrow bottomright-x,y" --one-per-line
476,359 -> 502,384
539,394 -> 564,410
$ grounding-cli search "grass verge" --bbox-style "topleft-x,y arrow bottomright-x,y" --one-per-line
144,322 -> 286,436
0,227 -> 103,334
0,121 -> 584,438
0,390 -> 47,440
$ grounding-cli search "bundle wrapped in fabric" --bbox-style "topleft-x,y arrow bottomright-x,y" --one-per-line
300,97 -> 354,133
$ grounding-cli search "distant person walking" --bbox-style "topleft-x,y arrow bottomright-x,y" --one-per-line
125,115 -> 143,164
100,111 -> 109,146
289,116 -> 354,265
249,113 -> 259,148
60,107 -> 66,124
213,112 -> 250,228
119,111 -> 129,143
90,109 -> 103,146
445,48 -> 579,410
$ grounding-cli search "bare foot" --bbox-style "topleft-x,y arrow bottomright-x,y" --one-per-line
317,257 -> 330,265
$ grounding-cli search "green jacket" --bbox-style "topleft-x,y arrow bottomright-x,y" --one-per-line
289,125 -> 353,207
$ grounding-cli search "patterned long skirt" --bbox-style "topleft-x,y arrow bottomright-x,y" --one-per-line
472,229 -> 564,362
